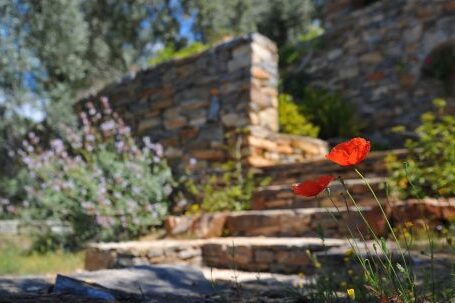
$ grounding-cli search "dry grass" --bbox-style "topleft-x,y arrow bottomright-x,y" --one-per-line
0,235 -> 84,276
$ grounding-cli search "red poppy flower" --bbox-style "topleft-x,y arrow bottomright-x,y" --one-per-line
326,137 -> 371,166
292,175 -> 336,197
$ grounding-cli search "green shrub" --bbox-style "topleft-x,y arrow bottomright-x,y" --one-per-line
279,25 -> 324,66
300,87 -> 363,139
149,42 -> 208,66
186,165 -> 259,213
278,94 -> 319,137
20,98 -> 175,250
422,44 -> 455,95
387,99 -> 455,199
185,131 -> 269,213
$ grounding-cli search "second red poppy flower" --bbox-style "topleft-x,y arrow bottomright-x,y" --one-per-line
292,175 -> 336,197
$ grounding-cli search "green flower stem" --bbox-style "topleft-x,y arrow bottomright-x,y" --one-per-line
325,185 -> 406,297
354,168 -> 415,300
338,180 -> 407,295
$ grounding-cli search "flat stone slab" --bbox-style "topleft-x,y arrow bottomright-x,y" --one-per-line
0,276 -> 52,296
84,237 -> 349,274
0,265 -> 215,303
74,265 -> 214,298
202,237 -> 346,274
86,239 -> 204,271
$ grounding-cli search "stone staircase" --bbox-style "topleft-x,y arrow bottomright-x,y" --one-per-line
85,149 -> 455,275
251,149 -> 407,210
251,177 -> 387,210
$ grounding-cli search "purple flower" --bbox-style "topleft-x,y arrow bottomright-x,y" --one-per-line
51,139 -> 65,154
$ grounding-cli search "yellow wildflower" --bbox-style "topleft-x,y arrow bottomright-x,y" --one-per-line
347,288 -> 355,300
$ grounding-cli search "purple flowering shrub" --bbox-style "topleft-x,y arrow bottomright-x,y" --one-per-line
20,98 -> 174,249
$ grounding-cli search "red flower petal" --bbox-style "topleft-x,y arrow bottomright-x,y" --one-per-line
326,137 -> 371,166
292,175 -> 336,197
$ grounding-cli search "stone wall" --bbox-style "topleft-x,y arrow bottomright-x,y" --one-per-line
303,0 -> 455,145
85,240 -> 204,271
77,33 -> 327,173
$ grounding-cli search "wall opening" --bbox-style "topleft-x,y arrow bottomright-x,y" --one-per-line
422,41 -> 455,97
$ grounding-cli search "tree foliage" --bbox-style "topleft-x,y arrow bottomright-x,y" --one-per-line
182,0 -> 314,45
0,0 -> 318,203
0,0 -> 186,127
0,0 -> 184,190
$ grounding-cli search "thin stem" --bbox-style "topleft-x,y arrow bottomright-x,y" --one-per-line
354,168 -> 415,300
325,186 -> 404,297
339,179 -> 409,298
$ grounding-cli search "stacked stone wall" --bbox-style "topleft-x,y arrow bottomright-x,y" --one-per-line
77,33 -> 327,173
303,0 -> 455,145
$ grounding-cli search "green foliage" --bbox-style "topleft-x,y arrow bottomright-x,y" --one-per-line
0,0 -> 186,205
0,0 -> 185,120
185,131 -> 269,213
0,235 -> 83,275
182,0 -> 314,45
148,42 -> 208,66
279,25 -> 324,66
187,165 -> 260,213
422,43 -> 455,95
278,94 -> 319,137
278,27 -> 362,141
20,99 -> 175,250
298,87 -> 363,139
387,99 -> 455,199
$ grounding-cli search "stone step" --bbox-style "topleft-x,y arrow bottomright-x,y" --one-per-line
165,207 -> 375,239
85,237 -> 348,274
251,177 -> 388,210
255,149 -> 407,186
85,239 -> 206,271
201,237 -> 346,274
165,199 -> 455,240
224,207 -> 372,238
85,237 -> 416,275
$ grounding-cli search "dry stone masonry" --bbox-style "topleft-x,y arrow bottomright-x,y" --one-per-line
304,0 -> 455,145
77,33 -> 327,173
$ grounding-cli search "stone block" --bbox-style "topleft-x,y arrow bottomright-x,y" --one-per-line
164,116 -> 187,130
85,247 -> 116,271
276,144 -> 294,155
137,118 -> 160,133
366,71 -> 385,82
150,98 -> 173,111
164,147 -> 183,158
190,149 -> 225,161
360,52 -> 383,64
247,155 -> 277,167
179,126 -> 198,140
257,108 -> 278,131
290,137 -> 328,156
165,213 -> 227,239
254,249 -> 275,263
163,107 -> 181,118
251,66 -> 270,80
228,55 -> 251,72
251,89 -> 274,109
445,0 -> 455,12
221,113 -> 249,128
180,99 -> 209,110
251,43 -> 275,64
276,251 -> 309,266
247,136 -> 277,151
196,125 -> 224,143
